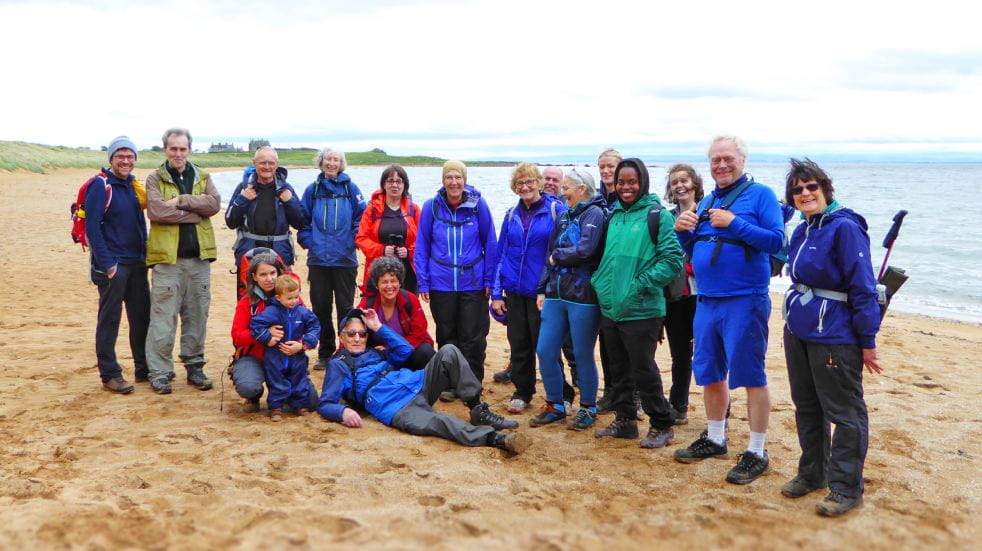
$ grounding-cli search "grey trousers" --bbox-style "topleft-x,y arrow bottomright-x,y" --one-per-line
146,258 -> 211,379
390,345 -> 494,447
784,327 -> 869,498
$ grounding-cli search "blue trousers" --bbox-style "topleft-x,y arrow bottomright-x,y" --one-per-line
232,355 -> 318,409
536,299 -> 600,405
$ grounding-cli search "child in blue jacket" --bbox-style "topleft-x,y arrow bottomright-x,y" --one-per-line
250,275 -> 320,420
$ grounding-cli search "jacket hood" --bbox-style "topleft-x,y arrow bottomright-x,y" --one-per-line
572,192 -> 608,214
248,166 -> 290,189
806,202 -> 868,232
438,184 -> 481,209
613,158 -> 650,208
317,171 -> 351,185
368,188 -> 413,209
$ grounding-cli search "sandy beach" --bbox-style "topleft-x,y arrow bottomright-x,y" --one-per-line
0,167 -> 978,550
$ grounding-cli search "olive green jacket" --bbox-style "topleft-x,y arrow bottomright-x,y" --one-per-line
145,162 -> 221,266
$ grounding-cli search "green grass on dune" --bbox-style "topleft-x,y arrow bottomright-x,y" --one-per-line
0,140 -> 508,173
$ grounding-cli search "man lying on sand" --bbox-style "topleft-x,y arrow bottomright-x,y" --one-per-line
317,309 -> 530,454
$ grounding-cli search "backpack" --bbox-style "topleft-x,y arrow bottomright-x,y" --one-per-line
70,170 -> 147,251
693,177 -> 788,277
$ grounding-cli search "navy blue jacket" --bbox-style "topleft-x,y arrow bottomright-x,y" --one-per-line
676,175 -> 784,297
414,186 -> 497,293
249,297 -> 321,372
492,195 -> 565,299
225,166 -> 307,266
317,326 -> 417,426
298,172 -> 366,268
785,204 -> 881,349
84,169 -> 147,272
536,193 -> 607,305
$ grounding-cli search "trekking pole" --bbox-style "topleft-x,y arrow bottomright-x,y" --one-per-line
878,210 -> 908,281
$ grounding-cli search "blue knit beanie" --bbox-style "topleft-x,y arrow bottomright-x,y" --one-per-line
108,136 -> 137,161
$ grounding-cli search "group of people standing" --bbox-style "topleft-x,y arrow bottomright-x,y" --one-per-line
87,131 -> 883,517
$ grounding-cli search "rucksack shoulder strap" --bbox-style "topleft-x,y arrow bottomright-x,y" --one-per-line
646,203 -> 665,247
718,179 -> 756,210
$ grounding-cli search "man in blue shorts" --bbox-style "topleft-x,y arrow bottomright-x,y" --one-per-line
672,135 -> 784,484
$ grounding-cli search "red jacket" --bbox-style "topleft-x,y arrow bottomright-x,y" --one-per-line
357,288 -> 434,348
231,272 -> 304,361
355,189 -> 420,286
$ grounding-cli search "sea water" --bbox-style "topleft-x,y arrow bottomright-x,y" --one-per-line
212,162 -> 982,324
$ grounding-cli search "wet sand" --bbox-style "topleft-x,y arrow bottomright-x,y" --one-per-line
0,168 -> 978,549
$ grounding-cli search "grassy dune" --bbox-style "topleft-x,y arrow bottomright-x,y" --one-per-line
0,140 -> 504,173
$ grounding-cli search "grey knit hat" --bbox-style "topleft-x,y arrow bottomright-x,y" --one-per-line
108,136 -> 137,161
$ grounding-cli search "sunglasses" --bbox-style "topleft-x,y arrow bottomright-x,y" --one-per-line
791,183 -> 821,195
342,330 -> 367,338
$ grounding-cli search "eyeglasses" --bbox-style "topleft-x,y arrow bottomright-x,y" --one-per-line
113,154 -> 136,161
385,178 -> 404,185
342,330 -> 367,338
516,179 -> 538,189
791,183 -> 821,195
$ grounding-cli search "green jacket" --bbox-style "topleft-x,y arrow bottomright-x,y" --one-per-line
146,163 -> 220,266
591,193 -> 683,321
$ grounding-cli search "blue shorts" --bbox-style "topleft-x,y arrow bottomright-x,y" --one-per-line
692,294 -> 770,389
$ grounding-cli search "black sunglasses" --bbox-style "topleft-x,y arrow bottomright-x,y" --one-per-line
342,330 -> 367,338
791,183 -> 821,195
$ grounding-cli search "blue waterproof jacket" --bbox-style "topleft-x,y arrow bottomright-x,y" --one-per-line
316,326 -> 418,426
249,298 -> 321,372
84,169 -> 147,272
225,166 -> 308,266
492,195 -> 565,299
414,186 -> 497,293
784,203 -> 880,349
536,193 -> 607,305
676,175 -> 784,297
298,172 -> 366,267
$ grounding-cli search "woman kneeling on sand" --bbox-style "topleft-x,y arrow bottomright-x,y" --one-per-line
230,249 -> 319,412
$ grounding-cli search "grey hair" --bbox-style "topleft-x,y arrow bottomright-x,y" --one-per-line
253,145 -> 279,161
708,135 -> 748,159
162,127 -> 192,148
542,166 -> 564,178
314,147 -> 347,172
564,168 -> 596,197
369,256 -> 405,288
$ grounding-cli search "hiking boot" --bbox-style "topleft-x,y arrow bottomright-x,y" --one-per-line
673,435 -> 728,463
673,407 -> 689,425
640,426 -> 674,449
470,402 -> 519,430
529,403 -> 566,427
492,362 -> 513,383
726,450 -> 769,485
313,358 -> 328,371
596,392 -> 613,415
594,417 -> 639,439
150,377 -> 172,395
102,377 -> 134,394
297,408 -> 311,417
439,389 -> 458,402
816,491 -> 863,517
634,391 -> 646,420
242,399 -> 261,414
134,368 -> 149,383
270,408 -> 283,422
186,366 -> 213,391
568,407 -> 597,431
506,398 -> 529,414
781,476 -> 828,498
493,432 -> 531,455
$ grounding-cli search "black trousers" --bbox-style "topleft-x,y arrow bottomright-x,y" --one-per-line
92,262 -> 150,382
598,330 -> 611,397
408,342 -> 437,371
664,295 -> 696,412
505,293 -> 539,401
428,290 -> 490,382
599,316 -> 674,429
308,266 -> 357,358
784,327 -> 869,498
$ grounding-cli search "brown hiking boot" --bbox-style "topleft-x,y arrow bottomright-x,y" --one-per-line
594,417 -> 639,439
816,492 -> 862,516
102,377 -> 134,394
270,409 -> 283,422
640,426 -> 674,448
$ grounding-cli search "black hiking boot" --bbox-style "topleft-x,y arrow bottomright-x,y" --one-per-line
186,364 -> 213,391
673,435 -> 728,463
470,402 -> 519,430
639,426 -> 674,449
594,417 -> 639,439
725,450 -> 769,485
816,491 -> 863,517
150,376 -> 173,395
781,476 -> 828,498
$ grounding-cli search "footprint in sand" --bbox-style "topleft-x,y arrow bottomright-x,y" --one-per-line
417,495 -> 446,506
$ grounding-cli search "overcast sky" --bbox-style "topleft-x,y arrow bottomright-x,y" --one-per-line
2,0 -> 981,159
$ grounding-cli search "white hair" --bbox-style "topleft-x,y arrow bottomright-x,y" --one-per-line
564,168 -> 596,197
708,135 -> 748,159
315,147 -> 347,172
253,145 -> 278,161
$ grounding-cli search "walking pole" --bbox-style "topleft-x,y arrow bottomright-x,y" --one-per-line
878,210 -> 908,281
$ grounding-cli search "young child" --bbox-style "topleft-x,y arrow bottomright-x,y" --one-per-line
250,275 -> 321,421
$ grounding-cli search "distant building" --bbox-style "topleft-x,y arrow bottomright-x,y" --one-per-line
208,142 -> 240,153
248,139 -> 271,152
